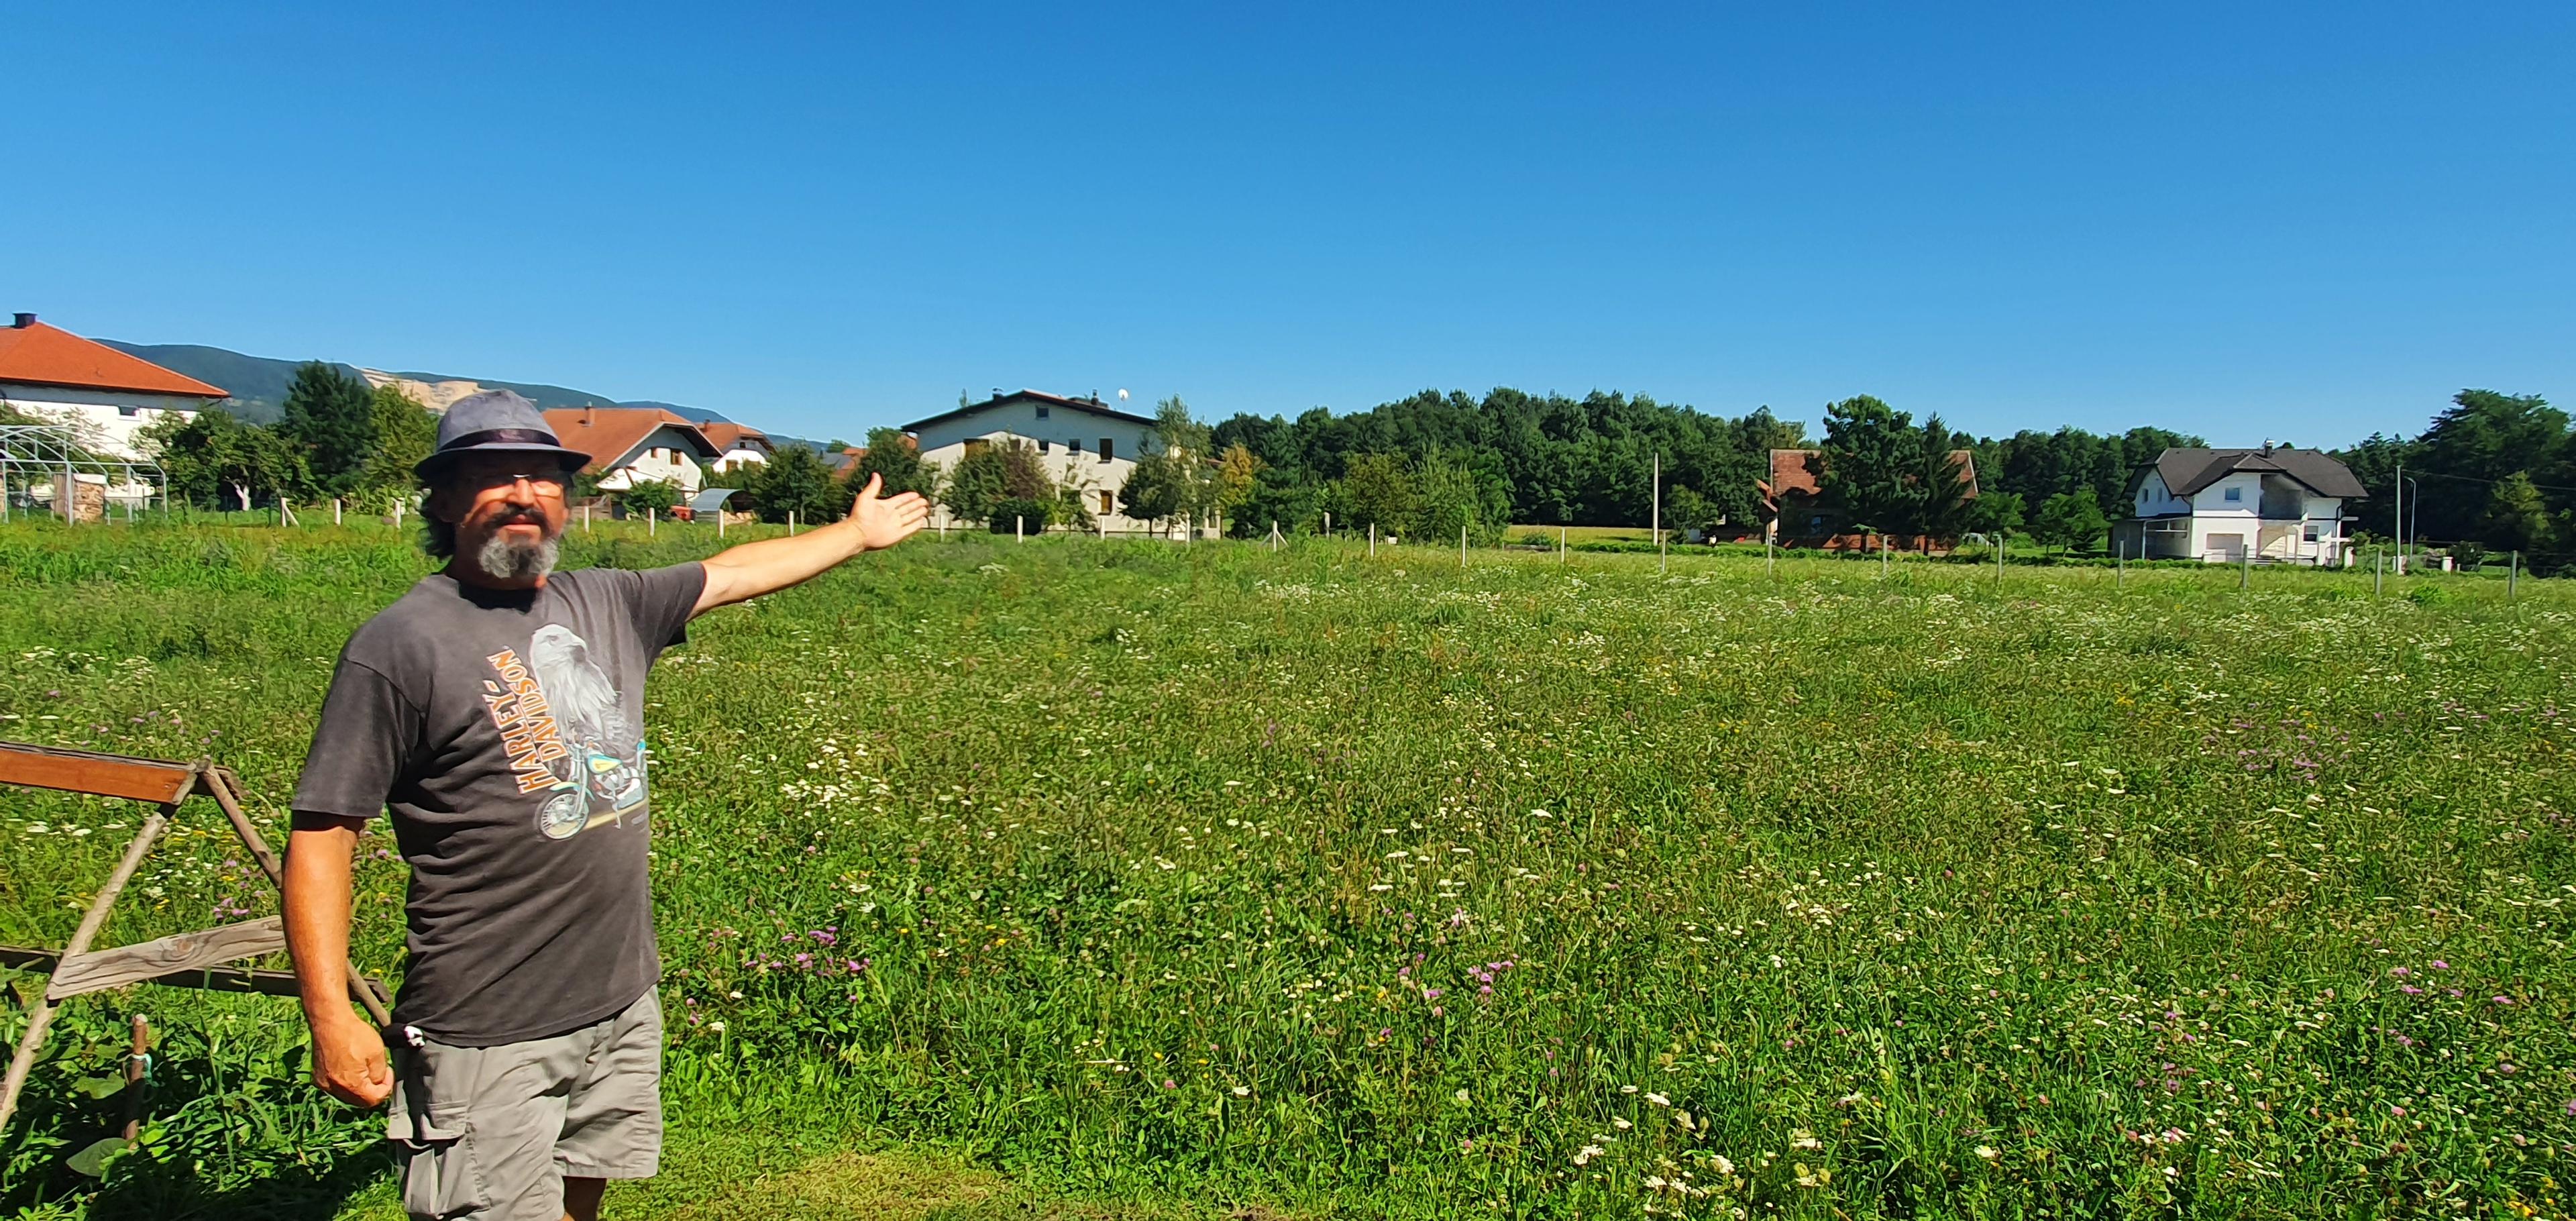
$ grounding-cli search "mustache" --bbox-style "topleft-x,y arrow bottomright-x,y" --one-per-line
483,505 -> 551,529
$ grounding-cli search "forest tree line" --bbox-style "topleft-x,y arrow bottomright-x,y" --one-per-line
61,361 -> 2576,570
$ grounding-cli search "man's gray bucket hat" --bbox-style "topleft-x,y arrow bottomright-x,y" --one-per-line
415,390 -> 592,480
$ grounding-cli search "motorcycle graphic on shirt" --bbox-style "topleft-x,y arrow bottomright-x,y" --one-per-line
480,624 -> 649,841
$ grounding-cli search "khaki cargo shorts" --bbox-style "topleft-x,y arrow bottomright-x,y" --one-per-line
386,990 -> 663,1220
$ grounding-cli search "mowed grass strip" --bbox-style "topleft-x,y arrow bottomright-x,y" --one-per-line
0,521 -> 2568,1219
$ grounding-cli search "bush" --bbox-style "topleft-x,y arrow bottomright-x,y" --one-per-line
989,497 -> 1053,533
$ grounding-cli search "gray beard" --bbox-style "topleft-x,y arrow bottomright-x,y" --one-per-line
473,531 -> 561,582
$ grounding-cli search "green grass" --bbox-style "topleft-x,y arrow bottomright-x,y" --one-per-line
1507,525 -> 1659,545
0,519 -> 2570,1218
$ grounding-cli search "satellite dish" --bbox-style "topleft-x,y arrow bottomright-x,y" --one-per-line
1117,388 -> 1129,401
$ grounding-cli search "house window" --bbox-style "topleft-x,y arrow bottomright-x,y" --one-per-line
1036,405 -> 1051,419
118,405 -> 139,417
2224,486 -> 2242,502
2304,523 -> 2322,541
1068,438 -> 1083,455
963,438 -> 990,458
1099,437 -> 1114,462
1038,439 -> 1051,454
1099,490 -> 1113,514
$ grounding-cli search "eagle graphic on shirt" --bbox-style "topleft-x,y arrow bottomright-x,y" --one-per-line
481,624 -> 649,840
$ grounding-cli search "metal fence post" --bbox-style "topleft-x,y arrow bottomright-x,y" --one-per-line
2510,550 -> 2519,601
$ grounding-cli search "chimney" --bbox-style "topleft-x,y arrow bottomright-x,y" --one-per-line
10,313 -> 33,329
991,387 -> 1002,401
584,405 -> 596,427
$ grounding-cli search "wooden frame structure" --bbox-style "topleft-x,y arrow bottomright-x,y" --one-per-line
0,741 -> 392,1133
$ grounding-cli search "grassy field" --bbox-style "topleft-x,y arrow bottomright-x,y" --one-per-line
1507,525 -> 1660,546
0,520 -> 2570,1219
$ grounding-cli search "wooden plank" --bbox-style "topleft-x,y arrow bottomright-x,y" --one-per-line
0,947 -> 316,1002
48,916 -> 286,1000
0,742 -> 195,804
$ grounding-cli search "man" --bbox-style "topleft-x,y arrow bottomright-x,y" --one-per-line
283,390 -> 927,1220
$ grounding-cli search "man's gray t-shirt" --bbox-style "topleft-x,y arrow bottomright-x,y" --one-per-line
294,564 -> 704,1046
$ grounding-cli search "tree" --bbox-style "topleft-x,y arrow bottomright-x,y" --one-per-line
1117,450 -> 1189,531
1407,449 -> 1507,545
1336,453 -> 1413,532
617,478 -> 683,518
1664,485 -> 1723,541
1911,415 -> 1974,541
359,384 -> 437,508
945,440 -> 1053,527
1815,396 -> 1926,536
852,427 -> 938,499
2479,471 -> 2556,557
140,409 -> 311,509
744,444 -> 845,525
942,445 -> 1008,525
2411,390 -> 2569,543
1150,396 -> 1216,532
2033,490 -> 2109,555
1961,490 -> 2025,541
1213,443 -> 1261,523
280,362 -> 378,495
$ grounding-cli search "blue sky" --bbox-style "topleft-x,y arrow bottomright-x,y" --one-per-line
13,2 -> 2572,446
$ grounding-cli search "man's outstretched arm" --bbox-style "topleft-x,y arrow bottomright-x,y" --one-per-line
694,474 -> 930,616
284,815 -> 392,1108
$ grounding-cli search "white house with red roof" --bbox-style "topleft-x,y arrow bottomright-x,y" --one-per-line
542,407 -> 723,496
0,313 -> 228,459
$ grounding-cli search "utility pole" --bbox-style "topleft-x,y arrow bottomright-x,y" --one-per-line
1652,451 -> 1664,574
2394,462 -> 2404,574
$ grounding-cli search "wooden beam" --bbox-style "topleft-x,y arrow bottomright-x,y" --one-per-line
0,742 -> 196,805
0,947 -> 313,1002
47,916 -> 287,1001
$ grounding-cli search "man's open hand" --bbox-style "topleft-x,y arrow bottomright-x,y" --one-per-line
849,474 -> 931,551
312,1013 -> 392,1108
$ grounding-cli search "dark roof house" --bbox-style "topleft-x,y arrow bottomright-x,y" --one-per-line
901,388 -> 1156,433
2139,447 -> 2367,501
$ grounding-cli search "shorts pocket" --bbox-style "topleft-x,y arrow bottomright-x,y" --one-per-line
388,1047 -> 488,1218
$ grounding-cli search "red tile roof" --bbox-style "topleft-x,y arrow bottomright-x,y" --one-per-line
542,407 -> 720,474
697,422 -> 769,454
0,318 -> 227,399
1760,447 -> 1978,508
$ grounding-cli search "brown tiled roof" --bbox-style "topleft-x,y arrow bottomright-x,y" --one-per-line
541,407 -> 720,474
698,422 -> 769,454
0,317 -> 227,398
1760,448 -> 1978,508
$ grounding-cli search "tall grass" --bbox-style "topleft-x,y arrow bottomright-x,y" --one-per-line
0,522 -> 2567,1218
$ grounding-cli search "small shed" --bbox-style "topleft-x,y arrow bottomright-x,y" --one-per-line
684,487 -> 747,517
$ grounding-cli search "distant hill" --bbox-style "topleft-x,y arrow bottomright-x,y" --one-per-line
97,339 -> 737,427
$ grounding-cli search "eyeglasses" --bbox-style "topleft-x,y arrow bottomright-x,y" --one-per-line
459,470 -> 570,495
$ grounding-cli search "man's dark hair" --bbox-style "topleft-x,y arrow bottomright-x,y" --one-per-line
423,513 -> 458,558
419,473 -> 456,558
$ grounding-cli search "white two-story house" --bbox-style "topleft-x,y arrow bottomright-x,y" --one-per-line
543,407 -> 722,498
2115,446 -> 2365,566
903,389 -> 1177,535
0,311 -> 229,470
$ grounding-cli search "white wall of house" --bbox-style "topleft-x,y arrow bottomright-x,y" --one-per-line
595,428 -> 711,494
711,445 -> 768,476
0,384 -> 212,460
913,401 -> 1185,535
